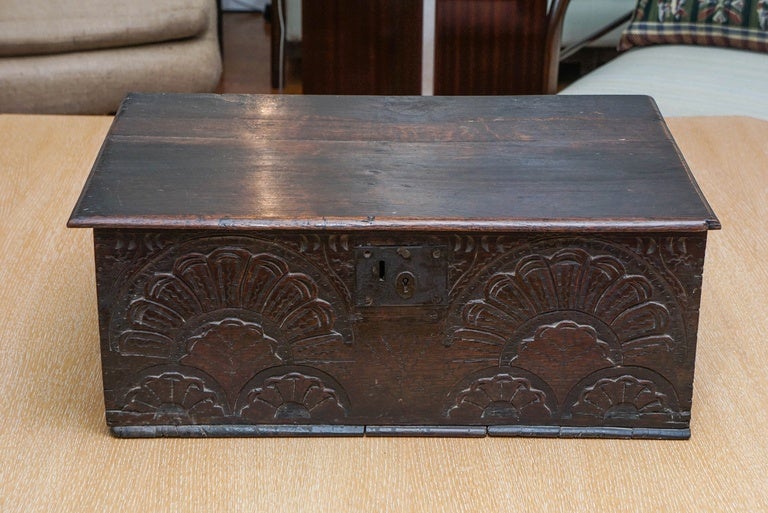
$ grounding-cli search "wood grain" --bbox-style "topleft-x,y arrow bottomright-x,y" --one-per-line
1,113 -> 767,512
301,0 -> 422,94
434,0 -> 549,94
69,94 -> 717,232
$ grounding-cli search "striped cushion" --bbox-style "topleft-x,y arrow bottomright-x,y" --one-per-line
620,0 -> 768,53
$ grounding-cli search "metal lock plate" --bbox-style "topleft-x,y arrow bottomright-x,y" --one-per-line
355,245 -> 448,307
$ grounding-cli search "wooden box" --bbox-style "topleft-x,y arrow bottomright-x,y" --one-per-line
69,94 -> 719,438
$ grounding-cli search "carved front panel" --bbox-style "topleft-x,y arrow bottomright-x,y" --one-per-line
94,230 -> 707,436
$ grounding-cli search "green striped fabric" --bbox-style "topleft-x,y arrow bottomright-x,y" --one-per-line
620,0 -> 768,52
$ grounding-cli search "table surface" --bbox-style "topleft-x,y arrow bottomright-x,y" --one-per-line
1,112 -> 766,512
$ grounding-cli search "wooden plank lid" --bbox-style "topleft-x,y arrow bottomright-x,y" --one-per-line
68,93 -> 720,232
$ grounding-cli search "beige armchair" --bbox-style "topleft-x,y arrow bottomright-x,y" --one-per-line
0,0 -> 222,114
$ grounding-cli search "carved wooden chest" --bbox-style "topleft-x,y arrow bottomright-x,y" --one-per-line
69,93 -> 719,439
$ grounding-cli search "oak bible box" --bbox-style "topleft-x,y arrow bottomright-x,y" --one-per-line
69,93 -> 719,439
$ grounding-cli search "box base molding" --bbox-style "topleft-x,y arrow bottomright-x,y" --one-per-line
111,424 -> 690,439
111,424 -> 366,437
487,425 -> 690,439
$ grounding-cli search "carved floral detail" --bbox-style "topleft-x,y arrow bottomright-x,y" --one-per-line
121,369 -> 228,423
112,232 -> 170,258
297,234 -> 351,254
569,373 -> 676,423
448,235 -> 519,301
291,234 -> 354,306
237,371 -> 348,422
446,370 -> 553,422
98,232 -> 173,298
632,236 -> 705,305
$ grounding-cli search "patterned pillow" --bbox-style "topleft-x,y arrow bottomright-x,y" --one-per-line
619,0 -> 768,53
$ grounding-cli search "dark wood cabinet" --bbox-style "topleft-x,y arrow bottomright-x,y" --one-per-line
301,0 -> 423,95
300,0 -> 568,95
435,0 -> 549,94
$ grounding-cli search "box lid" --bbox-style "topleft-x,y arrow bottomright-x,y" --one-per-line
68,93 -> 719,232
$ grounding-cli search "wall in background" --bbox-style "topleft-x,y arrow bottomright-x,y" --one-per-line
222,0 -> 268,11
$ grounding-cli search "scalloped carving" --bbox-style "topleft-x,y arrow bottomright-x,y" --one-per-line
445,369 -> 554,422
120,368 -> 228,424
237,370 -> 349,422
504,319 -> 621,400
180,318 -> 283,398
451,247 -> 676,357
114,248 -> 344,361
569,374 -> 676,423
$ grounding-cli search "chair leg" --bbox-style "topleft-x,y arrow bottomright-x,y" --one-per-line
269,1 -> 284,90
216,0 -> 224,56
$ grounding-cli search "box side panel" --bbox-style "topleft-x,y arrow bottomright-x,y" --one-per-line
93,229 -> 707,437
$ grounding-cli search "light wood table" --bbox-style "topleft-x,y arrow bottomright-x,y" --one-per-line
1,114 -> 766,512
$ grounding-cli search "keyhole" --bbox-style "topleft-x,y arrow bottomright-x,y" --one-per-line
395,271 -> 416,299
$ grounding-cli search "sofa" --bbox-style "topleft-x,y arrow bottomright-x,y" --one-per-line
561,0 -> 768,120
0,0 -> 222,114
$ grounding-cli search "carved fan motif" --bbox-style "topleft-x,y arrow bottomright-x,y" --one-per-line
446,370 -> 553,422
452,247 -> 676,357
121,369 -> 228,424
115,248 -> 344,361
237,371 -> 348,422
181,318 -> 282,397
505,319 -> 622,399
569,374 -> 676,423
